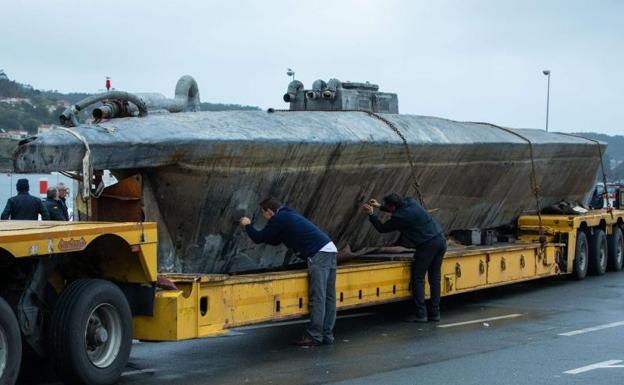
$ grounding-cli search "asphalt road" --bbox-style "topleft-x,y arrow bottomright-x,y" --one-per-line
44,271 -> 624,385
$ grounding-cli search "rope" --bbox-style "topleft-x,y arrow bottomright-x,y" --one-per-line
557,133 -> 613,218
267,108 -> 426,207
466,122 -> 546,243
53,126 -> 92,201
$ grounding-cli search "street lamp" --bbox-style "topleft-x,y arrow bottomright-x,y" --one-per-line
542,70 -> 551,132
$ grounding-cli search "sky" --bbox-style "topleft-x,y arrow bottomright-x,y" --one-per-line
1,0 -> 622,135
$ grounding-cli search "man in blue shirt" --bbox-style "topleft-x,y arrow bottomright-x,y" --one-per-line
240,197 -> 337,346
362,193 -> 447,322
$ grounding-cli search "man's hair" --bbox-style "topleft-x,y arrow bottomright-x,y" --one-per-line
56,182 -> 67,190
46,187 -> 58,200
383,193 -> 404,209
16,178 -> 29,193
260,197 -> 282,212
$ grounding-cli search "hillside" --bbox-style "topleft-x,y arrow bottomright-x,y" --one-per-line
612,162 -> 624,182
575,132 -> 624,165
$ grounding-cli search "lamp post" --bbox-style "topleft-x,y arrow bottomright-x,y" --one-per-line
542,70 -> 551,132
287,68 -> 295,81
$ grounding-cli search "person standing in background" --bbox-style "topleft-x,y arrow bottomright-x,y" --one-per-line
56,182 -> 70,220
42,187 -> 66,221
1,178 -> 50,220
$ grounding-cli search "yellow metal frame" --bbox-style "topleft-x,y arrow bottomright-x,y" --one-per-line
4,212 -> 620,343
0,220 -> 159,282
134,243 -> 560,341
518,209 -> 624,273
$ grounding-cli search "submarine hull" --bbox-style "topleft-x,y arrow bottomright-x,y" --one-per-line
14,111 -> 603,273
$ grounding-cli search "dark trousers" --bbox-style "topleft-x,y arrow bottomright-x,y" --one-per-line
411,235 -> 447,319
306,251 -> 337,343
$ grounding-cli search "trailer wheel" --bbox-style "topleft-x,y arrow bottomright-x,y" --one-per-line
588,229 -> 608,276
49,279 -> 132,385
607,226 -> 623,272
572,230 -> 589,280
0,297 -> 21,385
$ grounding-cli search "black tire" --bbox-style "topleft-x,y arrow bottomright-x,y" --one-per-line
588,228 -> 608,276
572,230 -> 589,280
0,297 -> 21,385
607,226 -> 624,272
49,279 -> 132,385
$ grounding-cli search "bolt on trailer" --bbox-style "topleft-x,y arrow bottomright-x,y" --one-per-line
1,210 -> 623,385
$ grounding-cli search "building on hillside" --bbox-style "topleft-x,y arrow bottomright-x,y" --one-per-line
0,97 -> 32,105
0,129 -> 28,140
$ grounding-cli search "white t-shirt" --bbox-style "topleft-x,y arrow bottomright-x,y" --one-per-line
319,241 -> 338,253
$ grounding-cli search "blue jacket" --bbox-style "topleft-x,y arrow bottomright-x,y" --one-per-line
245,207 -> 332,259
369,197 -> 443,248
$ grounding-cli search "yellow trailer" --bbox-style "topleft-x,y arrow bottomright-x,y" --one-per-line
133,242 -> 560,341
0,210 -> 622,385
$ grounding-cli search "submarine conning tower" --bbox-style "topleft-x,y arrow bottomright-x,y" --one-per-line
283,78 -> 399,114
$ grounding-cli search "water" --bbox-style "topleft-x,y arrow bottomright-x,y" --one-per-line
0,172 -> 74,218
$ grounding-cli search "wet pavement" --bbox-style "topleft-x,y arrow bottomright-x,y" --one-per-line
44,272 -> 624,384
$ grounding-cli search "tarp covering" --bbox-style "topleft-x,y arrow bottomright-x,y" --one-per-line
14,111 -> 604,273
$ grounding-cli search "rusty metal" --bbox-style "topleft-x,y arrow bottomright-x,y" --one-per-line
90,174 -> 143,222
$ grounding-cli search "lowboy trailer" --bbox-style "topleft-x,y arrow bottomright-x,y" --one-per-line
0,210 -> 623,385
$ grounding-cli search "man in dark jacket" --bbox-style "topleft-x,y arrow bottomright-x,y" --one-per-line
56,182 -> 70,220
240,197 -> 337,346
362,193 -> 446,322
1,178 -> 50,220
42,187 -> 66,221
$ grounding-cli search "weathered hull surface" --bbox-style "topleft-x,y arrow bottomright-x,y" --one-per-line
14,111 -> 603,273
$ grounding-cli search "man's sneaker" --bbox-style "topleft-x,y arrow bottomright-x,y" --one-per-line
404,315 -> 428,323
323,338 -> 334,345
294,334 -> 322,347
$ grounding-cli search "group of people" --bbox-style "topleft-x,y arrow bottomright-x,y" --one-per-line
239,193 -> 447,347
1,178 -> 70,221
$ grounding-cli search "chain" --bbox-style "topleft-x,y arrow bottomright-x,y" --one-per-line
557,133 -> 613,218
466,122 -> 546,243
267,108 -> 426,207
362,111 -> 426,207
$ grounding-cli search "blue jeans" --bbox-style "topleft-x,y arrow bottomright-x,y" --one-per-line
306,251 -> 337,343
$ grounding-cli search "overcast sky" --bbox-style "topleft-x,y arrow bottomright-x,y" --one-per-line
1,0 -> 622,134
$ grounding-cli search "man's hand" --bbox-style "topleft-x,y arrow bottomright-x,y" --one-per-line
239,216 -> 251,228
368,199 -> 381,208
361,203 -> 374,215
